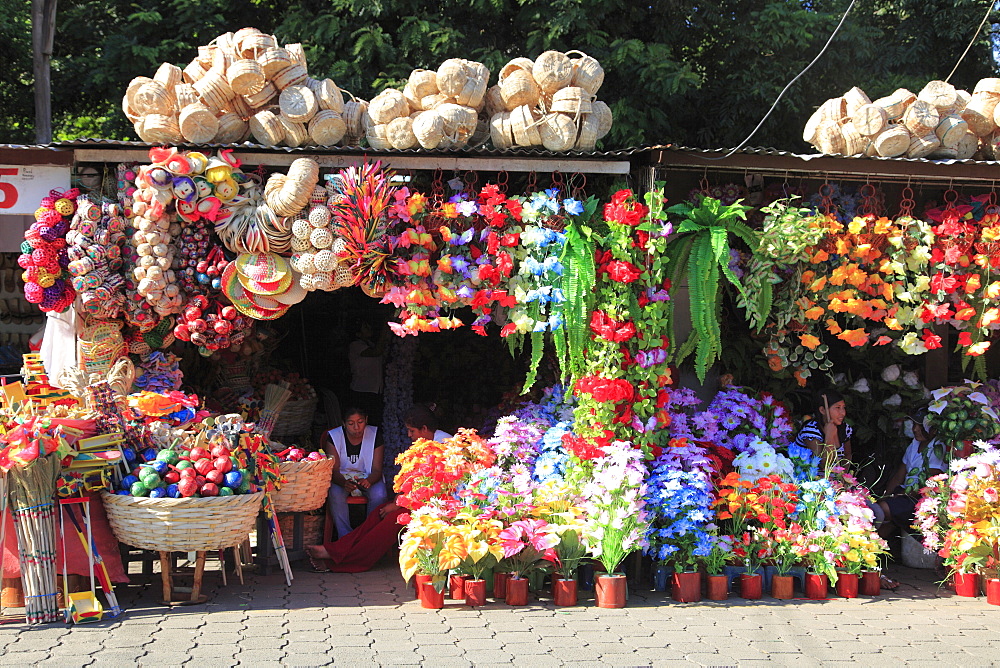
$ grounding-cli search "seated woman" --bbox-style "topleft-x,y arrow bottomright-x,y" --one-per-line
306,405 -> 451,573
793,389 -> 853,470
877,408 -> 945,540
324,407 -> 387,540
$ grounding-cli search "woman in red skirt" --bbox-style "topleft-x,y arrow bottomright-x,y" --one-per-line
306,405 -> 450,572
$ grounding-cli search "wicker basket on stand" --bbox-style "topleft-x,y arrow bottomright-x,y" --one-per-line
102,492 -> 263,552
269,395 -> 317,441
272,458 -> 334,512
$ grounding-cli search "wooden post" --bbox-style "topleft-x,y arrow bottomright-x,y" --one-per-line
158,551 -> 171,603
190,552 -> 206,602
31,0 -> 58,143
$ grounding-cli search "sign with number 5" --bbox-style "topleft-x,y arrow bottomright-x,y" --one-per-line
0,165 -> 72,215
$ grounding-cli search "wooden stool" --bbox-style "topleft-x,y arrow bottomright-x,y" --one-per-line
159,551 -> 209,606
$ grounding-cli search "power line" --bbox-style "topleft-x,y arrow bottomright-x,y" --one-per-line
701,0 -> 859,161
945,0 -> 997,83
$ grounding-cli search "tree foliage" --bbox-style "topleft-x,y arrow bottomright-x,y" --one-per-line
1,0 -> 996,149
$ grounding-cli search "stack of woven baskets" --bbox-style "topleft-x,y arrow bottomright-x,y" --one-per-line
123,28 -> 355,147
365,59 -> 490,150
488,50 -> 613,151
803,79 -> 1000,160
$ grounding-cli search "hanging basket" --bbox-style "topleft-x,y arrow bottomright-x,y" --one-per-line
102,492 -> 263,552
272,458 -> 334,512
269,395 -> 318,441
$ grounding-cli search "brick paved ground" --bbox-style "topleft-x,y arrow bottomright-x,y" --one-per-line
1,559 -> 999,666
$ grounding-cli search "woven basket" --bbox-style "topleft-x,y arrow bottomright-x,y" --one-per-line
273,458 -> 334,512
277,512 -> 325,545
270,395 -> 318,441
102,492 -> 263,552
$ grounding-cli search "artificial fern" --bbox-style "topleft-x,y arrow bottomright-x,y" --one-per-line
664,195 -> 756,382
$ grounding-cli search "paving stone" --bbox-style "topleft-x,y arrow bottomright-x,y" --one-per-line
282,654 -> 334,667
235,648 -> 290,664
137,652 -> 188,667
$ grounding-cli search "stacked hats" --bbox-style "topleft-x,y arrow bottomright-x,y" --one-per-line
21,188 -> 77,312
67,196 -> 128,319
223,251 -> 305,320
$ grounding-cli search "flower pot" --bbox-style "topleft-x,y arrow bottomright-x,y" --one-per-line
672,571 -> 702,603
859,570 -> 880,596
552,577 -> 577,606
771,574 -> 795,600
740,573 -> 762,600
595,573 -> 628,608
836,573 -> 859,599
505,576 -> 529,606
449,574 -> 467,600
464,579 -> 486,607
414,574 -> 432,602
419,580 -> 444,609
986,578 -> 1000,606
706,574 -> 728,601
805,573 -> 828,600
493,571 -> 509,599
652,564 -> 670,592
954,572 -> 979,598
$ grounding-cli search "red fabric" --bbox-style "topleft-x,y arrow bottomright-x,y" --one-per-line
2,493 -> 128,583
320,502 -> 405,573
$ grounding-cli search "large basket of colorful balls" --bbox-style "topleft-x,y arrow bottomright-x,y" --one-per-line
102,439 -> 264,552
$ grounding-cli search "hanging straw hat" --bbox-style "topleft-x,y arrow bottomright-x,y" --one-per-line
235,251 -> 290,283
239,270 -> 292,296
222,263 -> 289,320
273,270 -> 307,305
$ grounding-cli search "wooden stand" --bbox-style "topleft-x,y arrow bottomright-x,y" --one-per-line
159,551 -> 209,606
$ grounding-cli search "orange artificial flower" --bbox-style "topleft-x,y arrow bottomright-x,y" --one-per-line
837,328 -> 870,347
966,274 -> 982,294
809,276 -> 828,292
804,306 -> 825,320
812,249 -> 829,263
801,270 -> 815,285
980,308 -> 1000,328
825,319 -> 843,335
800,334 -> 821,350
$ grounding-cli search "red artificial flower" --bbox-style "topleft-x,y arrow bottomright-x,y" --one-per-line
930,273 -> 959,294
603,260 -> 643,283
500,322 -> 517,337
922,329 -> 943,350
562,433 -> 604,461
494,289 -> 517,308
920,303 -> 953,323
958,331 -> 973,346
589,310 -> 637,342
500,233 -> 520,247
573,375 -> 635,404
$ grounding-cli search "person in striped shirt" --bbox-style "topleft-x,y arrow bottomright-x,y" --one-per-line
792,389 -> 852,469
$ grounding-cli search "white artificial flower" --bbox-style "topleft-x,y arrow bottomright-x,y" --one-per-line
851,378 -> 870,393
831,373 -> 848,385
881,365 -> 901,382
902,371 -> 921,388
883,394 -> 902,407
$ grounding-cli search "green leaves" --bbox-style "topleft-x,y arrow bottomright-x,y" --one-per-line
665,195 -> 758,382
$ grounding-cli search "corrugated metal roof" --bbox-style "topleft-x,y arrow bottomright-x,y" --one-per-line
0,138 -> 653,159
648,143 -> 1000,167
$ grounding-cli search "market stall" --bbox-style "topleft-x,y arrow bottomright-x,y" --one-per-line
8,26 -> 1000,624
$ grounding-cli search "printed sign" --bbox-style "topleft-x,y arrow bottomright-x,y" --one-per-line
0,165 -> 72,215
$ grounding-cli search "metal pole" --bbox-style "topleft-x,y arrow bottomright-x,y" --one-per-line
32,0 -> 58,144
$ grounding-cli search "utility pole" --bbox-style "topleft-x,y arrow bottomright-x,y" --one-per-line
32,0 -> 58,144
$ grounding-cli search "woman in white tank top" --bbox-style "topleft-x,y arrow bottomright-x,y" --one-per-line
323,407 -> 387,539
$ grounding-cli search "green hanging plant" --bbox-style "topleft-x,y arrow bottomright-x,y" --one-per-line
664,195 -> 758,382
555,196 -> 600,383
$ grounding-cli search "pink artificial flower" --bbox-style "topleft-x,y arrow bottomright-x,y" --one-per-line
985,487 -> 999,504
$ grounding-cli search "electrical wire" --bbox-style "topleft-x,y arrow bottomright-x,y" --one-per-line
700,0 -> 859,161
945,0 -> 997,83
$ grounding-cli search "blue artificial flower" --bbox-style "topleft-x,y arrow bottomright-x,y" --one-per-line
563,198 -> 584,216
532,320 -> 549,332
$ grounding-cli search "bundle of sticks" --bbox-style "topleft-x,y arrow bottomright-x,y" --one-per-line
7,455 -> 62,624
255,382 -> 292,438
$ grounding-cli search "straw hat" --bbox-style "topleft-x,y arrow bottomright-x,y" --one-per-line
236,264 -> 292,296
235,251 -> 290,282
273,271 -> 308,305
